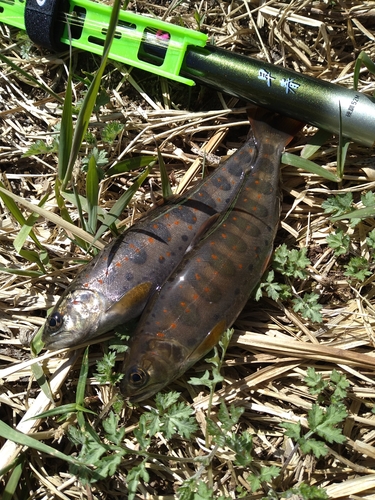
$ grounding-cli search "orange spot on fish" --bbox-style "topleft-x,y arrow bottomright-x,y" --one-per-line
204,287 -> 210,293
210,241 -> 215,246
193,294 -> 199,300
188,225 -> 193,230
174,220 -> 180,225
166,252 -> 171,257
238,264 -> 243,269
148,237 -> 155,244
156,332 -> 165,338
170,323 -> 177,329
195,273 -> 201,280
211,254 -> 218,260
196,257 -> 202,263
97,279 -> 103,284
116,262 -> 122,267
180,301 -> 186,307
221,233 -> 227,239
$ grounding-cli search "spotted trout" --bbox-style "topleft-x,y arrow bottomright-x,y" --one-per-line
120,111 -> 302,401
43,127 -> 258,349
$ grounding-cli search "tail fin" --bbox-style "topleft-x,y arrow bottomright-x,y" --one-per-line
246,105 -> 304,150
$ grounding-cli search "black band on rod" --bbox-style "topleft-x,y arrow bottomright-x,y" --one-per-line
24,0 -> 68,51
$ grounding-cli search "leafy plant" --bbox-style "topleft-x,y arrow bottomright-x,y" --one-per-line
281,368 -> 348,459
272,243 -> 310,279
292,292 -> 323,323
326,228 -> 350,256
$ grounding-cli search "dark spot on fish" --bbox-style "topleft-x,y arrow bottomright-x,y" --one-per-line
181,234 -> 189,242
248,264 -> 254,272
159,256 -> 165,263
193,189 -> 216,207
227,158 -> 243,177
126,271 -> 133,281
175,205 -> 200,224
129,248 -> 148,265
211,176 -> 232,191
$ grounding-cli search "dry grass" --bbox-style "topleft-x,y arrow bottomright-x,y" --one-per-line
1,0 -> 375,498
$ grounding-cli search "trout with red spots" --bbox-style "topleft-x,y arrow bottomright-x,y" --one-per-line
43,126 -> 258,349
121,111 -> 302,401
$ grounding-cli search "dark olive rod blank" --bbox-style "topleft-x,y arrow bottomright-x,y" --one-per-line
182,45 -> 375,147
1,0 -> 375,146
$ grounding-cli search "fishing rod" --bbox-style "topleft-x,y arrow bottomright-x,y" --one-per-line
1,0 -> 375,146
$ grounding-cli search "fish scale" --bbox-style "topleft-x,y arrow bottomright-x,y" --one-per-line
43,130 -> 258,349
120,112 -> 302,402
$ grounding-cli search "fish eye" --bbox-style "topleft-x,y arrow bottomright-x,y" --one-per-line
48,311 -> 64,332
128,367 -> 148,388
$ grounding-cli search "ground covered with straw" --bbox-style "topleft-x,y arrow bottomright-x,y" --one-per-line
2,0 -> 375,498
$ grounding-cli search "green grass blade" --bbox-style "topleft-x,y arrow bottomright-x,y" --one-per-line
3,455 -> 24,500
30,361 -> 54,403
30,324 -> 46,356
58,66 -> 74,181
62,190 -> 108,219
0,181 -> 41,248
157,148 -> 173,199
86,156 -> 99,235
281,153 -> 340,182
300,129 -> 332,159
13,192 -> 49,252
336,102 -> 351,180
76,347 -> 90,407
0,267 -> 43,277
31,403 -> 96,420
0,421 -> 78,470
333,206 -> 375,221
0,185 -> 104,250
93,167 -> 151,243
18,249 -> 46,274
354,51 -> 375,92
61,0 -> 122,190
106,156 -> 157,177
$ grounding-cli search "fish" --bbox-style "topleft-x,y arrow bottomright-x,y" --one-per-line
43,126 -> 259,349
120,110 -> 302,401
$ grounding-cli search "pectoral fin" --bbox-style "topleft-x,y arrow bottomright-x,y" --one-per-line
188,319 -> 227,364
106,282 -> 153,320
